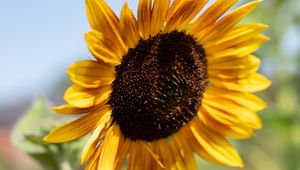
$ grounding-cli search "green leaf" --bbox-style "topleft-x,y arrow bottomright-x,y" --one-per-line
29,153 -> 59,170
11,96 -> 87,170
11,96 -> 57,153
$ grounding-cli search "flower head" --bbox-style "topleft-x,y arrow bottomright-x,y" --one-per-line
44,0 -> 271,169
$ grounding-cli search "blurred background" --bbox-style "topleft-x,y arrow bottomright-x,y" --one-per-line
0,0 -> 299,169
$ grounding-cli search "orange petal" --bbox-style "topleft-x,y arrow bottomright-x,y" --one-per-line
199,108 -> 254,139
205,24 -> 268,52
205,86 -> 267,112
86,0 -> 127,53
67,60 -> 115,88
209,73 -> 272,93
208,55 -> 260,69
43,105 -> 111,143
150,0 -> 171,36
177,0 -> 208,31
120,2 -> 140,48
169,136 -> 185,169
115,139 -> 131,170
153,139 -> 177,170
85,31 -> 121,66
190,0 -> 238,34
208,34 -> 269,58
64,84 -> 112,108
81,115 -> 111,164
98,124 -> 121,169
137,0 -> 152,39
52,103 -> 105,114
127,142 -> 138,170
208,55 -> 261,79
126,142 -> 157,170
196,0 -> 262,44
140,141 -> 165,169
84,142 -> 103,170
188,119 -> 243,167
203,96 -> 262,129
172,133 -> 197,170
164,0 -> 194,33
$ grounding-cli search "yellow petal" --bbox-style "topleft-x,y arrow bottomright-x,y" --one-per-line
190,0 -> 238,34
188,119 -> 243,167
208,55 -> 260,69
208,57 -> 260,79
67,60 -> 115,88
205,24 -> 268,52
98,124 -> 121,170
154,139 -> 177,170
167,0 -> 185,17
81,115 -> 111,164
208,66 -> 259,79
127,142 -> 138,170
208,55 -> 261,79
115,139 -> 131,170
43,105 -> 111,143
85,31 -> 121,66
200,102 -> 257,129
210,73 -> 272,93
64,84 -> 112,108
120,2 -> 140,48
139,142 -> 153,170
167,0 -> 186,19
172,133 -> 197,170
84,145 -> 101,170
164,0 -> 194,33
140,141 -> 165,169
127,142 -> 155,170
86,0 -> 116,32
177,0 -> 208,31
205,86 -> 267,112
169,136 -> 185,170
86,0 -> 127,53
196,0 -> 262,44
208,34 -> 269,58
199,109 -> 254,139
138,0 -> 152,39
52,103 -> 104,114
203,96 -> 262,129
150,0 -> 171,36
81,126 -> 102,165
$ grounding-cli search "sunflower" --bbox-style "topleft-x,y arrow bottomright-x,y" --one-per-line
44,0 -> 271,169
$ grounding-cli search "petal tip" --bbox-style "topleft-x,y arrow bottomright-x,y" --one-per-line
52,106 -> 61,113
232,152 -> 244,168
237,161 -> 244,168
42,135 -> 49,142
266,78 -> 272,88
42,131 -> 66,143
42,134 -> 55,143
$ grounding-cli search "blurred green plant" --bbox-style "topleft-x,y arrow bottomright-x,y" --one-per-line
11,97 -> 83,170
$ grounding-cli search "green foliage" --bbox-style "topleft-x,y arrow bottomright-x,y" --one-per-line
11,96 -> 84,170
11,96 -> 53,153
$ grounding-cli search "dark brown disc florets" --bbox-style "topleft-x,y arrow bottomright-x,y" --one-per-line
109,30 -> 207,141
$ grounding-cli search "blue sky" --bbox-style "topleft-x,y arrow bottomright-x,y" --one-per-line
0,0 -> 139,107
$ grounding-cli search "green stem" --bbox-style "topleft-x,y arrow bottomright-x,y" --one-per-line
57,144 -> 73,170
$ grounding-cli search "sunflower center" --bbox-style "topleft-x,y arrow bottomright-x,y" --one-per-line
109,30 -> 207,141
